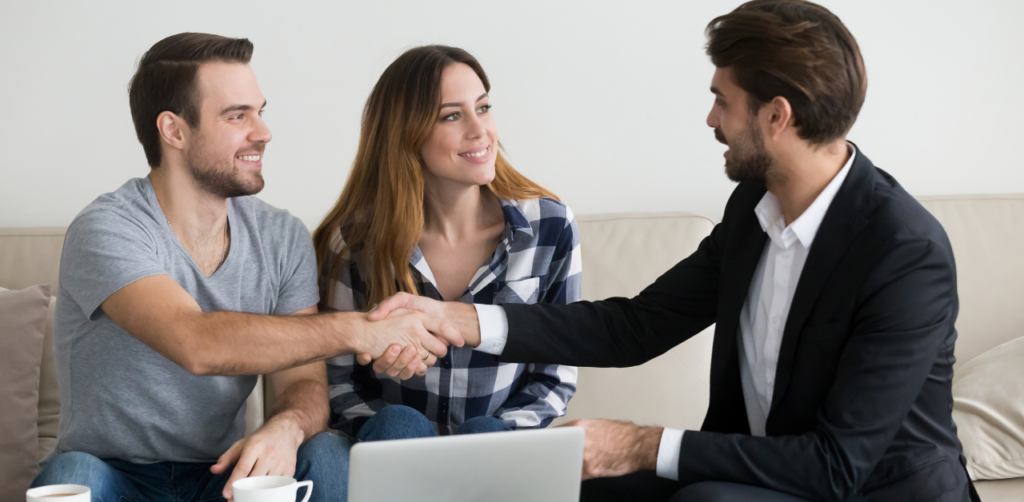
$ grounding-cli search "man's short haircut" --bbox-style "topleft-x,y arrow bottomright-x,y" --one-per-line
706,0 -> 867,145
128,33 -> 253,167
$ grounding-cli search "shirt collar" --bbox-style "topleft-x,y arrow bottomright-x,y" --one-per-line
754,143 -> 857,249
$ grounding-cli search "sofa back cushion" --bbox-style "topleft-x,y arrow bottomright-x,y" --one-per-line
918,195 -> 1024,366
553,213 -> 716,430
0,285 -> 50,500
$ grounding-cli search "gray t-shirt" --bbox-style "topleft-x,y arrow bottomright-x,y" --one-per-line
52,177 -> 319,464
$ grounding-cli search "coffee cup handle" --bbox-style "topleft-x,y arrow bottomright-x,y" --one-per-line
296,480 -> 313,502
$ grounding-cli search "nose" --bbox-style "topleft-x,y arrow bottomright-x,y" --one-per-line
465,109 -> 487,140
706,105 -> 718,129
250,114 -> 273,144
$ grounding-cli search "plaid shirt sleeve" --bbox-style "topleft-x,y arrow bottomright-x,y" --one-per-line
493,206 -> 582,429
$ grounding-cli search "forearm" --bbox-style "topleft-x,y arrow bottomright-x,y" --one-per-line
263,377 -> 330,444
185,310 -> 366,375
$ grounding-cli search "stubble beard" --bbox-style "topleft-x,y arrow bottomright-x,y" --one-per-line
721,116 -> 775,184
185,132 -> 265,198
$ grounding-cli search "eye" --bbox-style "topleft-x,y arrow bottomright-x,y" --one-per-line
441,111 -> 460,122
231,114 -> 244,120
477,104 -> 492,114
258,109 -> 265,117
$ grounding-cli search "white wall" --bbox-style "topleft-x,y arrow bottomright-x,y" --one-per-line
2,0 -> 1022,228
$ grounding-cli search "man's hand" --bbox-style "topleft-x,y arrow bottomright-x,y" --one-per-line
212,419 -> 304,500
358,293 -> 482,375
353,307 -> 464,378
561,419 -> 662,480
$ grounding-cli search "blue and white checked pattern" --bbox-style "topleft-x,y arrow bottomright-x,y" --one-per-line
321,197 -> 582,436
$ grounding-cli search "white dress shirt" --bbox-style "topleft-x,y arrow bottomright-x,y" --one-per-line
475,145 -> 857,481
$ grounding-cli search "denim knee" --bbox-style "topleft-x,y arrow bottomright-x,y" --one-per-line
32,451 -> 138,502
295,433 -> 351,502
357,405 -> 436,441
456,416 -> 512,435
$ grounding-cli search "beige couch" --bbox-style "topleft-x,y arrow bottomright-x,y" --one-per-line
2,194 -> 1022,500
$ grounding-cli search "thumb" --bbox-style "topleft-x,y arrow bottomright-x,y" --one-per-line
368,293 -> 410,321
211,439 -> 244,474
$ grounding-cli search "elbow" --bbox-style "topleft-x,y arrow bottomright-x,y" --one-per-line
170,325 -> 223,376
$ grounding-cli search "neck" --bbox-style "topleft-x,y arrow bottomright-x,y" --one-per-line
765,139 -> 850,226
422,175 -> 500,242
149,163 -> 229,244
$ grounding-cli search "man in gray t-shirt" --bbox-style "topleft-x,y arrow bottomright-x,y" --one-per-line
32,33 -> 460,502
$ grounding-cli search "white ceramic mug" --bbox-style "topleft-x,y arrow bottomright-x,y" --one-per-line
232,476 -> 313,502
25,484 -> 91,502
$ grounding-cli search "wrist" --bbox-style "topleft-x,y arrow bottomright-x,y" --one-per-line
452,302 -> 482,347
636,426 -> 664,472
335,311 -> 368,355
266,411 -> 306,448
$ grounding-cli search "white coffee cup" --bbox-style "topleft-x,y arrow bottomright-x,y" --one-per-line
232,476 -> 313,502
26,484 -> 90,502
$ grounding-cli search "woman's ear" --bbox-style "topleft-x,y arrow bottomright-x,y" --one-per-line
156,110 -> 188,152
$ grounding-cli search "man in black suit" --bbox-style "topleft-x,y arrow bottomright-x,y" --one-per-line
364,1 -> 974,500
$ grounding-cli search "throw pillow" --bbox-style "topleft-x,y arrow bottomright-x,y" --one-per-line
0,284 -> 50,500
953,335 -> 1024,480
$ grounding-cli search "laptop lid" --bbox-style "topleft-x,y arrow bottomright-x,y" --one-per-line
348,426 -> 585,502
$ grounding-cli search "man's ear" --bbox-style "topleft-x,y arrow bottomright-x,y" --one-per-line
766,96 -> 794,140
156,111 -> 189,152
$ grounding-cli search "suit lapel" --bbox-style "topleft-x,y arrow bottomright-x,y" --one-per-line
768,151 -> 875,415
711,184 -> 769,400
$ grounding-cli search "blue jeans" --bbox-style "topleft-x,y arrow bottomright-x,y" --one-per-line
32,432 -> 351,502
356,405 -> 511,441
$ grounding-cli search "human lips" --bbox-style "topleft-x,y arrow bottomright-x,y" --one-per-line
459,144 -> 490,158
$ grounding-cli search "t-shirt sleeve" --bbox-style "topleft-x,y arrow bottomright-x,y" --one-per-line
60,209 -> 167,321
273,217 -> 320,315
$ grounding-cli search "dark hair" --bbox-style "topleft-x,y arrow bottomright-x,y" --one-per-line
128,33 -> 254,167
706,0 -> 867,145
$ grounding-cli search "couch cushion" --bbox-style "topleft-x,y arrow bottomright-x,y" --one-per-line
0,285 -> 50,500
952,335 -> 1024,480
555,213 -> 716,430
37,294 -> 59,461
918,195 -> 1024,366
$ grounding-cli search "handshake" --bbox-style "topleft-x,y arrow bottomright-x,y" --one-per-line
350,292 -> 483,379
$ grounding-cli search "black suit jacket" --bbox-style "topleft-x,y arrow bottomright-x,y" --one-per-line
501,150 -> 971,502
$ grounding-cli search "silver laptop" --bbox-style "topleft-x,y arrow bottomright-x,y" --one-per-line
348,426 -> 585,502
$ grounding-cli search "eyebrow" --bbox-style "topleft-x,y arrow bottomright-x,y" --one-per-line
710,87 -> 725,97
221,100 -> 267,115
440,93 -> 489,109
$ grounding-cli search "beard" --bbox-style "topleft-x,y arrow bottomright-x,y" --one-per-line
185,132 -> 265,198
717,117 -> 775,183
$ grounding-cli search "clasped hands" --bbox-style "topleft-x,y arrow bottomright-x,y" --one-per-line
353,292 -> 664,480
354,292 -> 478,378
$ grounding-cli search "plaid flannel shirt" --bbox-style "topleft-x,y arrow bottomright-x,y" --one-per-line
321,197 -> 582,436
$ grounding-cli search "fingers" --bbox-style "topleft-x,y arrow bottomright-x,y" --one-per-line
223,446 -> 257,500
356,352 -> 373,366
211,439 -> 245,474
422,317 -> 465,348
385,345 -> 420,378
372,344 -> 403,373
417,324 -> 450,358
368,292 -> 414,321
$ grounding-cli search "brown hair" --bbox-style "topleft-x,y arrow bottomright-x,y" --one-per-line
313,45 -> 557,309
706,0 -> 867,145
128,33 -> 254,167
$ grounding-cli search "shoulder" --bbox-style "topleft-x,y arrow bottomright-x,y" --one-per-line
511,197 -> 576,226
866,167 -> 951,255
237,195 -> 310,240
67,178 -> 156,238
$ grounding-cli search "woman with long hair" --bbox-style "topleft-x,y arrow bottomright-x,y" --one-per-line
313,45 -> 581,440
